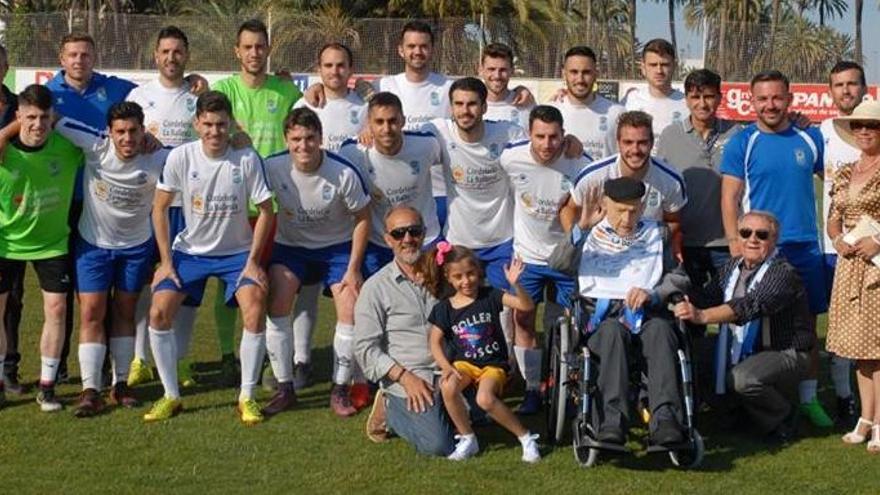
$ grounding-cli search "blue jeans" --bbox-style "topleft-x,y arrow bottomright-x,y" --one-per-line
385,390 -> 454,457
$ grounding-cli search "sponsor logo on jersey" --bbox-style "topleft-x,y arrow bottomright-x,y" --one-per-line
408,160 -> 420,175
520,191 -> 534,208
451,165 -> 466,183
192,194 -> 204,213
95,180 -> 109,201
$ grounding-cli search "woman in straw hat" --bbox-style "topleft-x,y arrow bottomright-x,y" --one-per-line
827,100 -> 880,453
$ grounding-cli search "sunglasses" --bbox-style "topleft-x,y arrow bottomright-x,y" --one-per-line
850,121 -> 880,131
388,224 -> 426,240
738,228 -> 770,241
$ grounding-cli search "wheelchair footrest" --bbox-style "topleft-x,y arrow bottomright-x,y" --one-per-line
645,441 -> 693,454
579,437 -> 629,454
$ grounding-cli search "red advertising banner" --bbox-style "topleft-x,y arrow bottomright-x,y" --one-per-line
717,82 -> 879,123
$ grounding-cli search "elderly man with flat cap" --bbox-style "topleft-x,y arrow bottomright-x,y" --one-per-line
569,176 -> 689,447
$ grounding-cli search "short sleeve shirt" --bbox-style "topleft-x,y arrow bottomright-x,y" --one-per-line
720,123 -> 824,244
46,71 -> 137,130
293,91 -> 367,151
264,150 -> 370,249
550,95 -> 624,160
621,87 -> 689,146
485,92 -> 531,130
428,287 -> 508,368
126,79 -> 199,147
157,142 -> 272,256
500,142 -> 589,265
56,118 -> 167,249
428,118 -> 526,248
338,132 -> 441,247
571,155 -> 687,222
820,118 -> 860,253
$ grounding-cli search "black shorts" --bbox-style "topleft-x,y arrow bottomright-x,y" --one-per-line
0,255 -> 72,294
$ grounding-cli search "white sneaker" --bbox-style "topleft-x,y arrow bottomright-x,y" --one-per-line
520,433 -> 541,463
447,434 -> 479,461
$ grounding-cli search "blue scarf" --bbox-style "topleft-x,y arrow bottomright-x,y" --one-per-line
588,298 -> 645,335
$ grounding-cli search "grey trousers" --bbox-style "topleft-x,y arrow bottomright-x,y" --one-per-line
729,349 -> 809,433
587,318 -> 683,433
385,390 -> 455,457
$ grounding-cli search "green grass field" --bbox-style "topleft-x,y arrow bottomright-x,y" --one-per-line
1,271 -> 876,495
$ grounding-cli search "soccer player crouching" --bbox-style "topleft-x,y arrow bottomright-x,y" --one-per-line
52,102 -> 167,417
145,91 -> 274,425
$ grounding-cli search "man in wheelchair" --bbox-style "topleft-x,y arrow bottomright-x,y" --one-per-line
571,176 -> 690,448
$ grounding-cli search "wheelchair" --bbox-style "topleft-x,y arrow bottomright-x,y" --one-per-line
543,293 -> 704,469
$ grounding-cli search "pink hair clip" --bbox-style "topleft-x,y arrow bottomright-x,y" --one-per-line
435,241 -> 453,266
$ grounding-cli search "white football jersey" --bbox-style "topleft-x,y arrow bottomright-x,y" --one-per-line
57,118 -> 167,249
550,95 -> 623,160
293,91 -> 367,151
485,91 -> 531,130
500,141 -> 588,265
126,79 -> 198,147
157,142 -> 272,256
621,87 -> 689,147
338,131 -> 441,247
264,150 -> 370,249
578,218 -> 664,299
820,118 -> 861,253
427,118 -> 526,249
378,72 -> 453,197
572,155 -> 687,222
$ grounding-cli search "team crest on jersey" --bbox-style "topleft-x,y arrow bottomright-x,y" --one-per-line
350,110 -> 360,125
192,194 -> 204,213
672,111 -> 682,122
599,116 -> 608,132
560,176 -> 572,191
322,184 -> 333,201
137,171 -> 149,185
510,109 -> 518,120
95,180 -> 109,201
145,101 -> 156,109
794,148 -> 808,166
186,98 -> 197,112
231,166 -> 243,184
647,189 -> 661,208
47,161 -> 60,177
408,160 -> 420,175
430,91 -> 440,106
451,165 -> 466,183
56,97 -> 65,106
267,98 -> 279,114
96,87 -> 108,102
488,143 -> 500,159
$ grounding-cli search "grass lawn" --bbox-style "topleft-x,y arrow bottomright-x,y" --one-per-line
1,272 -> 875,495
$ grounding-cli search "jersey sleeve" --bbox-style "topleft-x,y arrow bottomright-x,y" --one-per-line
340,164 -> 371,213
508,122 -> 527,143
570,168 -> 599,207
811,127 -> 825,175
662,175 -> 687,214
55,118 -> 108,157
157,149 -> 184,193
427,300 -> 450,335
720,131 -> 746,179
247,154 -> 274,205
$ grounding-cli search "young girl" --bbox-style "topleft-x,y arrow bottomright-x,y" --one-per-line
424,241 -> 540,462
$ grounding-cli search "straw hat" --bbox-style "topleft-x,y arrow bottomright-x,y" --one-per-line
833,100 -> 880,149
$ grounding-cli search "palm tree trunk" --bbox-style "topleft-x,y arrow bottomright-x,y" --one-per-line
768,0 -> 780,66
628,0 -> 637,78
668,0 -> 677,49
855,0 -> 863,64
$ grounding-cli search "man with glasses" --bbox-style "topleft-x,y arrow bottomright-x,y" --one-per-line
355,205 -> 455,456
675,211 -> 816,443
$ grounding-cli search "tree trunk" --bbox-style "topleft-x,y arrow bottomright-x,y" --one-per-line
855,0 -> 863,65
668,0 -> 677,49
718,0 -> 728,77
628,0 -> 637,77
87,0 -> 97,36
768,0 -> 780,66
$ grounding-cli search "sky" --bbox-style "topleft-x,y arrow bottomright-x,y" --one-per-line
635,0 -> 880,82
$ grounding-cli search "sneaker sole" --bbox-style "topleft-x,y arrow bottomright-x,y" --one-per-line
365,393 -> 388,443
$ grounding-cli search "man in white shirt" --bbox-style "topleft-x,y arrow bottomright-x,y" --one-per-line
820,61 -> 866,426
621,39 -> 689,144
550,46 -> 624,160
339,92 -> 441,275
480,43 -> 532,129
145,91 -> 274,425
561,111 -> 687,260
500,106 -> 589,415
126,26 -> 204,389
263,107 -> 370,418
54,104 -> 167,417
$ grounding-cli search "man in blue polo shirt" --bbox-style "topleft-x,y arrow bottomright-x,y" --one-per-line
720,69 -> 832,428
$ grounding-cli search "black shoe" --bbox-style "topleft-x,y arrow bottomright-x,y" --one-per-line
597,426 -> 625,445
2,372 -> 25,395
766,408 -> 799,445
836,395 -> 858,429
651,419 -> 685,447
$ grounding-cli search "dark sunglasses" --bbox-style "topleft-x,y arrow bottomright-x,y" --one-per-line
850,121 -> 880,131
739,228 -> 770,241
388,224 -> 426,240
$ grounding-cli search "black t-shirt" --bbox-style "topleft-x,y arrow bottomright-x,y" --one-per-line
428,287 -> 508,368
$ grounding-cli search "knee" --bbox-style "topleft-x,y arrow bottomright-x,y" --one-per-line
79,301 -> 104,325
149,304 -> 172,330
44,297 -> 66,322
440,375 -> 461,396
475,390 -> 497,411
418,432 -> 454,457
731,366 -> 761,396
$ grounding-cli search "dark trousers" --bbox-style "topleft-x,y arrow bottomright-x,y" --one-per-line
2,263 -> 25,376
587,318 -> 683,433
682,247 -> 730,336
729,349 -> 808,433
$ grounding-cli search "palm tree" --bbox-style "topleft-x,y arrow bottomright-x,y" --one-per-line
654,0 -> 681,49
854,0 -> 863,64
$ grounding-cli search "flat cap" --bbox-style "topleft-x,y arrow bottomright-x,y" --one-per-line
603,176 -> 646,201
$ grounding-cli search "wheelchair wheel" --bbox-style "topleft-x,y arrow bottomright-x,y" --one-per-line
545,321 -> 569,445
573,421 -> 600,468
668,430 -> 704,469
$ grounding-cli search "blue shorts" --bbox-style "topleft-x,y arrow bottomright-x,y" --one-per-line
473,240 -> 513,291
151,206 -> 187,265
154,251 -> 256,306
434,196 -> 447,231
778,241 -> 829,314
364,243 -> 394,278
519,263 -> 575,308
269,242 -> 354,289
76,237 -> 155,293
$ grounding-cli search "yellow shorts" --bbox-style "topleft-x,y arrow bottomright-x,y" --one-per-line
453,361 -> 508,395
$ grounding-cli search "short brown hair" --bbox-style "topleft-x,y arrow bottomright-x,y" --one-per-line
642,38 -> 675,61
616,110 -> 654,141
482,43 -> 513,64
60,33 -> 95,52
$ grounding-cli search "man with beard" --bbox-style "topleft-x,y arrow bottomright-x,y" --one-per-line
480,43 -> 533,129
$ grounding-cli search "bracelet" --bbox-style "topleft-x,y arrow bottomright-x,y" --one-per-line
391,368 -> 407,382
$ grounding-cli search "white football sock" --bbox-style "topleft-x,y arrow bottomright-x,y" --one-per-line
266,315 -> 294,383
332,322 -> 355,385
133,289 -> 152,363
149,327 -> 180,399
239,330 -> 266,401
292,283 -> 320,365
40,356 -> 60,386
78,342 -> 106,391
174,305 -> 198,360
109,336 -> 134,386
831,355 -> 853,399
